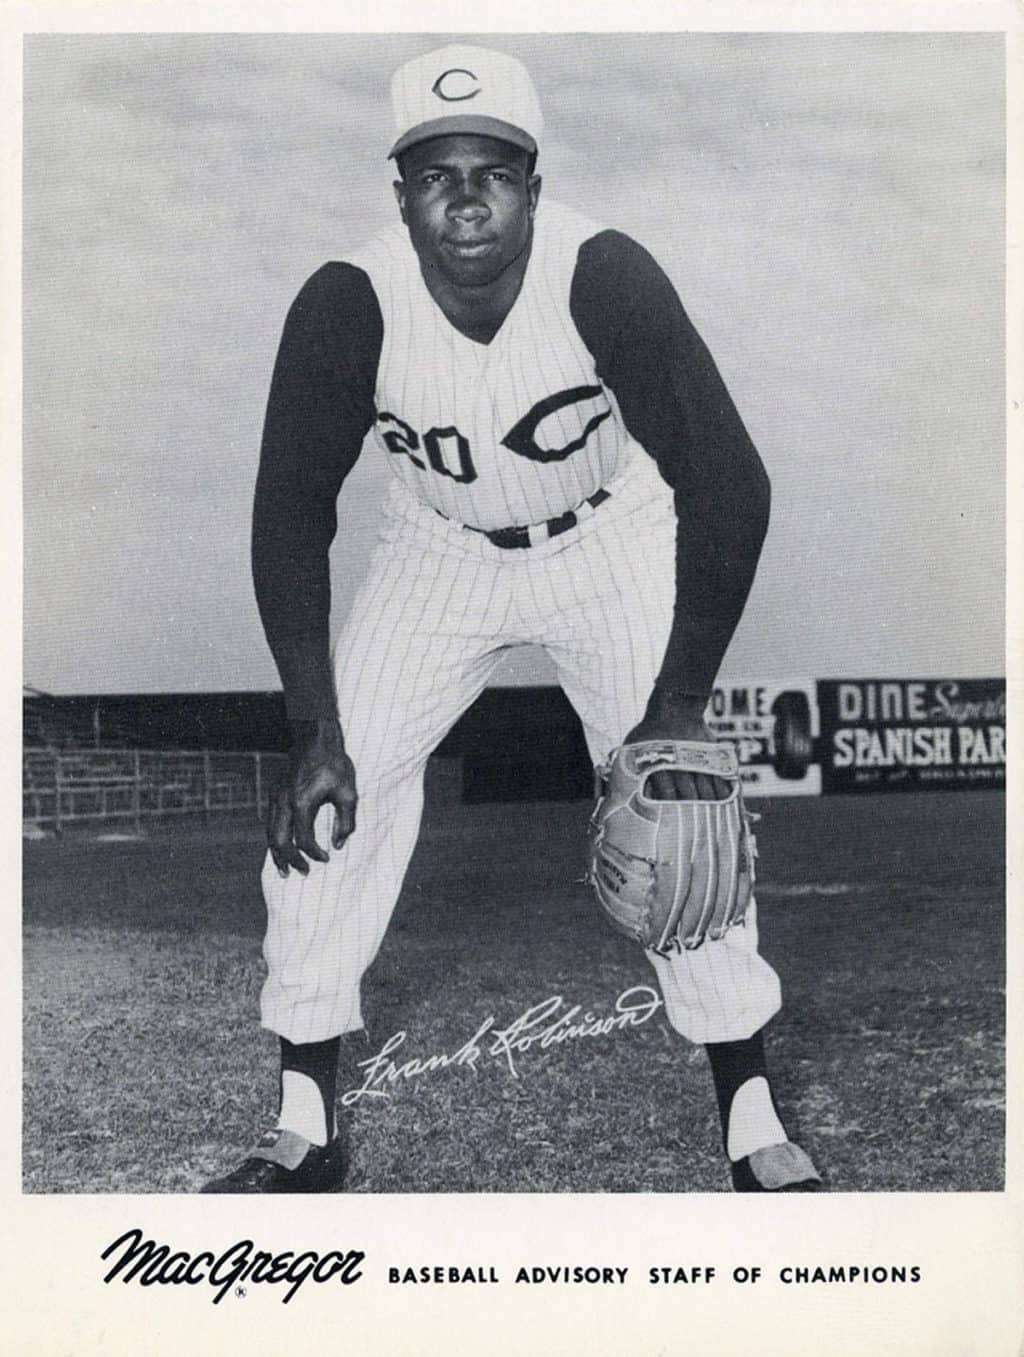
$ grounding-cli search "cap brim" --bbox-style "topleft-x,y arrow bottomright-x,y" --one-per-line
389,114 -> 537,160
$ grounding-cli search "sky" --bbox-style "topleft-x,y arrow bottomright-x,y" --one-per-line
21,32 -> 1005,694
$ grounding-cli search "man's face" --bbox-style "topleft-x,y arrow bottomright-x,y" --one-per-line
394,134 -> 541,289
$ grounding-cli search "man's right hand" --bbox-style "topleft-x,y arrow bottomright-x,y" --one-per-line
268,718 -> 358,877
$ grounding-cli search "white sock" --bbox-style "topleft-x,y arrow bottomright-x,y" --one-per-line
275,1070 -> 329,1146
726,1076 -> 788,1161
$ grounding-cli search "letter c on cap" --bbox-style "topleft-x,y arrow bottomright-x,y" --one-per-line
432,68 -> 480,102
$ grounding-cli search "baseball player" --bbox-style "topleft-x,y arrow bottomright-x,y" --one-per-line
202,45 -> 822,1193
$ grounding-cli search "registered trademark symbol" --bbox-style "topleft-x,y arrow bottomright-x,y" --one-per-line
235,1286 -> 247,1299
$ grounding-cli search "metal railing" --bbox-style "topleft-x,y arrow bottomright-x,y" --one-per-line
22,749 -> 288,833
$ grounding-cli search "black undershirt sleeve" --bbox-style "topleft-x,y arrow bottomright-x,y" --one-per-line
570,230 -> 771,703
251,263 -> 382,720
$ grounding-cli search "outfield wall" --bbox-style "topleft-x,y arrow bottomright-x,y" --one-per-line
22,677 -> 1005,814
459,676 -> 1006,800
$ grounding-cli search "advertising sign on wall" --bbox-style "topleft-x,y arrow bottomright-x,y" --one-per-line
706,679 -> 821,797
817,678 -> 1005,793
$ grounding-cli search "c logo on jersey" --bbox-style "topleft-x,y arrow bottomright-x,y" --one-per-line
377,385 -> 613,484
501,385 -> 612,465
431,68 -> 480,102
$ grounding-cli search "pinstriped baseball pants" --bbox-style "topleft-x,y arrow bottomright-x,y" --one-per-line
260,452 -> 782,1045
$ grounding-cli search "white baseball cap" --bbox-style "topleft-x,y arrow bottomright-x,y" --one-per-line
388,44 -> 543,161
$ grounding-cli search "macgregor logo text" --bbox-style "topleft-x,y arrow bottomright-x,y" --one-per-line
101,1228 -> 365,1304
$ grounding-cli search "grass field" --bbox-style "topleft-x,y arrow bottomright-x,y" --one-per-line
22,768 -> 1005,1194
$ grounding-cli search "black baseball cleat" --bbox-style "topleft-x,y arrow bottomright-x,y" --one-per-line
200,1128 -> 349,1194
731,1141 -> 823,1193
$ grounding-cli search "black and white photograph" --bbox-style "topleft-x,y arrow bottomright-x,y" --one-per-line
8,8 -> 1020,1355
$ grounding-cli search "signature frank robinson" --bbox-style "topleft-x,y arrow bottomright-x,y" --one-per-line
341,985 -> 663,1107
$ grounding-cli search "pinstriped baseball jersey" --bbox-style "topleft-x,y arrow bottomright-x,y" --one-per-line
349,201 -> 643,531
255,215 -> 771,718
